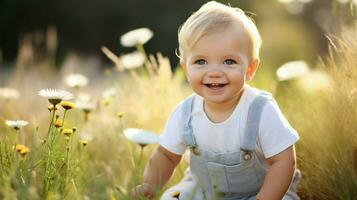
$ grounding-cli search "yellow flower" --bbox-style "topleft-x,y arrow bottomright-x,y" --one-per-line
62,129 -> 74,137
117,112 -> 125,119
54,118 -> 63,128
14,144 -> 30,156
60,101 -> 76,110
102,98 -> 111,106
19,147 -> 30,156
80,140 -> 88,147
14,144 -> 26,152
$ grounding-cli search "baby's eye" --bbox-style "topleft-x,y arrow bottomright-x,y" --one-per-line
224,59 -> 237,65
194,59 -> 207,65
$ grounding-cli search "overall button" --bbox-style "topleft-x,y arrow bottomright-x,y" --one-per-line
190,147 -> 201,155
243,152 -> 252,161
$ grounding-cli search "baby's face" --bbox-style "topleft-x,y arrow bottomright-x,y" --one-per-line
181,24 -> 258,105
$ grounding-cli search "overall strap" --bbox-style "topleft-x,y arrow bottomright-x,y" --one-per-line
241,91 -> 273,152
180,94 -> 197,148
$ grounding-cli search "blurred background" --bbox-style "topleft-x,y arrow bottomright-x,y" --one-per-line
0,0 -> 355,70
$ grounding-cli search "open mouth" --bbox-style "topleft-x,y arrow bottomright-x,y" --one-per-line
204,83 -> 227,89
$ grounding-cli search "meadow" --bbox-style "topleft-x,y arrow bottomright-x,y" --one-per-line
0,24 -> 356,200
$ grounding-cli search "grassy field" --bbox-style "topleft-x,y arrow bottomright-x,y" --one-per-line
0,24 -> 356,200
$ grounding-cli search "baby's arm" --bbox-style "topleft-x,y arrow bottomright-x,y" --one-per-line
134,145 -> 182,198
256,145 -> 296,200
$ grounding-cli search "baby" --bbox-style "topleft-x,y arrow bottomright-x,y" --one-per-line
134,1 -> 300,199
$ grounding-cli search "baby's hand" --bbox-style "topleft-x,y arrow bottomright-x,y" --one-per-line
131,183 -> 154,199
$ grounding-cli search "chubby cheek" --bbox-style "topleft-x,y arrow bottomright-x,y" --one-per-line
186,71 -> 203,87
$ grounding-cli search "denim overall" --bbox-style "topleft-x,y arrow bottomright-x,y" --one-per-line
177,92 -> 300,200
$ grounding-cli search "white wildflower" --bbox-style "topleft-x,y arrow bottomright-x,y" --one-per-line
38,88 -> 74,105
123,128 -> 159,146
276,60 -> 310,81
79,132 -> 93,142
6,120 -> 29,130
298,70 -> 332,92
76,102 -> 96,112
64,73 -> 88,88
120,27 -> 153,47
102,87 -> 117,99
0,87 -> 20,100
276,0 -> 294,3
336,0 -> 350,4
76,93 -> 91,103
120,52 -> 145,69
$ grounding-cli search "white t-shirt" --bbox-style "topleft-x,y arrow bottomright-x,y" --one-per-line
159,85 -> 299,159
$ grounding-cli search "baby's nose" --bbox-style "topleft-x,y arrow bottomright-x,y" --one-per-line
207,68 -> 224,77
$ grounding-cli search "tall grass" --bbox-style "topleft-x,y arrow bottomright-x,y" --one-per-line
294,24 -> 357,200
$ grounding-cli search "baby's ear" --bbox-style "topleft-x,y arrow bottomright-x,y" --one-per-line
245,58 -> 259,81
180,61 -> 188,76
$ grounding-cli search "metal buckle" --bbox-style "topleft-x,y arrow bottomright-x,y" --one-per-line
242,150 -> 252,161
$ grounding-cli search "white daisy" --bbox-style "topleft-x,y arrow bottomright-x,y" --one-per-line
276,0 -> 294,3
64,73 -> 88,88
76,102 -> 96,112
336,0 -> 350,4
120,27 -> 153,47
123,128 -> 159,146
79,132 -> 93,142
76,93 -> 91,103
102,87 -> 117,99
120,52 -> 145,69
0,87 -> 20,100
6,120 -> 29,130
38,88 -> 74,105
298,70 -> 331,92
298,0 -> 312,3
276,60 -> 310,81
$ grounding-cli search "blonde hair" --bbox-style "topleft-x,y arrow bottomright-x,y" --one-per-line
177,1 -> 262,62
